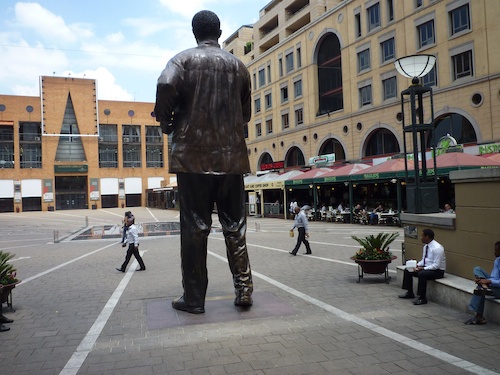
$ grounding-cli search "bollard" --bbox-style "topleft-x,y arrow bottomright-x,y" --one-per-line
85,216 -> 88,227
54,230 -> 59,243
255,222 -> 260,232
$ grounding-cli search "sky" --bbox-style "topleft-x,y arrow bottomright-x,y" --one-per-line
0,0 -> 269,103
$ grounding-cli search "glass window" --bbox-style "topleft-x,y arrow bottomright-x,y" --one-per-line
258,69 -> 265,87
416,0 -> 423,7
123,145 -> 141,168
387,0 -> 394,22
267,64 -> 272,84
382,76 -> 397,100
355,13 -> 362,37
297,47 -> 302,68
317,34 -> 343,114
0,125 -> 14,169
294,80 -> 302,98
253,73 -> 256,89
19,122 -> 42,168
452,50 -> 473,80
282,113 -> 290,130
450,4 -> 470,36
359,85 -> 372,107
265,93 -> 272,109
254,98 -> 261,114
279,57 -> 283,77
99,146 -> 118,168
122,125 -> 141,143
295,108 -> 304,126
146,145 -> 163,168
357,49 -> 371,72
281,86 -> 289,103
243,124 -> 248,139
145,126 -> 163,168
418,20 -> 435,48
266,119 -> 273,134
286,52 -> 294,73
422,64 -> 437,87
365,129 -> 400,156
381,38 -> 395,63
255,123 -> 262,137
367,3 -> 381,32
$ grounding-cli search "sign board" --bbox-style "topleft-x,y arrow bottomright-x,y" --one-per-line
260,161 -> 284,171
54,165 -> 88,173
309,153 -> 335,166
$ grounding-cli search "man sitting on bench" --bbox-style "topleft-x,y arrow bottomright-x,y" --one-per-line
465,241 -> 500,325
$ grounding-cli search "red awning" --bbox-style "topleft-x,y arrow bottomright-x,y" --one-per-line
430,152 -> 500,168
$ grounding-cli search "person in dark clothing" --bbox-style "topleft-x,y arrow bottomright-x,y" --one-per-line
155,10 -> 253,314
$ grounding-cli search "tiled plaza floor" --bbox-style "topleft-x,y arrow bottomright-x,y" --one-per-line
1,207 -> 499,374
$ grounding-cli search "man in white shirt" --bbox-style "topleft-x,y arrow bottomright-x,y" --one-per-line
289,206 -> 312,255
399,228 -> 446,305
116,216 -> 146,272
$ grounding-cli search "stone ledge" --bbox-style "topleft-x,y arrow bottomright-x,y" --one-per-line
396,266 -> 500,324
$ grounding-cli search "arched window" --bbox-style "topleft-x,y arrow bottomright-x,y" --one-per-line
430,113 -> 477,146
258,152 -> 273,170
285,147 -> 305,167
365,129 -> 400,157
317,34 -> 343,115
319,138 -> 346,161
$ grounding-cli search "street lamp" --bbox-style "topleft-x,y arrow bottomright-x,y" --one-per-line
395,55 -> 439,214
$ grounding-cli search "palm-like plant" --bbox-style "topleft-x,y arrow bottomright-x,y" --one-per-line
351,232 -> 399,260
0,251 -> 18,285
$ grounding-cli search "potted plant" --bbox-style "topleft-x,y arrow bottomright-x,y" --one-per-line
350,232 -> 399,283
0,251 -> 20,305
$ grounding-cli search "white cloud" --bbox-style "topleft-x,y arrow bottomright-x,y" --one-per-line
14,2 -> 93,44
122,18 -> 169,38
158,0 -> 208,18
64,67 -> 134,101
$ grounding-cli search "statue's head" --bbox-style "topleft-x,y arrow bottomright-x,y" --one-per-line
192,10 -> 222,42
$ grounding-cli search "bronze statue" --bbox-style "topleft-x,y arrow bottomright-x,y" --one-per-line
155,10 -> 253,314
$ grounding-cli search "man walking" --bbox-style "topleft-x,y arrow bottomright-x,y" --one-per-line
155,10 -> 253,314
116,216 -> 146,273
289,206 -> 312,256
399,228 -> 445,305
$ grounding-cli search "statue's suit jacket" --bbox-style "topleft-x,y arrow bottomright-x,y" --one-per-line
155,40 -> 251,175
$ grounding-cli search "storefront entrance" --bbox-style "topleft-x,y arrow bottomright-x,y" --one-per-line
55,176 -> 87,210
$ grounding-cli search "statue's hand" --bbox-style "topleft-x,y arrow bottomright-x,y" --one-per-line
160,121 -> 174,135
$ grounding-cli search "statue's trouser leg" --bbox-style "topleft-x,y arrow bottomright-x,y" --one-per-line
177,173 -> 253,307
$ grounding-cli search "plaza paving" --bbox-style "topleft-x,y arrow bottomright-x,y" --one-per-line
1,207 -> 499,375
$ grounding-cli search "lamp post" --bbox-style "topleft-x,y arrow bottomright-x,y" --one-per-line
394,55 -> 439,214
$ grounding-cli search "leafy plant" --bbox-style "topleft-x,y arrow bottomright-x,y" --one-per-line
351,232 -> 399,260
0,251 -> 18,285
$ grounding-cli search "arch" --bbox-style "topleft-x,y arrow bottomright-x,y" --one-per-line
313,31 -> 343,115
256,151 -> 274,171
429,108 -> 480,145
318,137 -> 346,162
360,125 -> 401,158
284,145 -> 306,168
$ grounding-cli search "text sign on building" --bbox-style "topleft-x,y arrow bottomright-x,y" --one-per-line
260,161 -> 285,171
54,165 -> 88,173
90,178 -> 100,201
309,153 -> 335,166
43,179 -> 54,202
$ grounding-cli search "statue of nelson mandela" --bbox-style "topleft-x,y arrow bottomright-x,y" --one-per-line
155,10 -> 253,314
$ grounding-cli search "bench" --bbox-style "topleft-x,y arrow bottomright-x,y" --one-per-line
396,266 -> 500,324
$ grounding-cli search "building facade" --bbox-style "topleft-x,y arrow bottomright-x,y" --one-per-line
0,76 -> 169,213
223,0 -> 500,174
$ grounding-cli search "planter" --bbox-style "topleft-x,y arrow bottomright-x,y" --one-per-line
350,256 -> 397,283
1,281 -> 20,310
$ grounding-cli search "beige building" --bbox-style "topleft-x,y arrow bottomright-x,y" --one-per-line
0,76 -> 168,212
222,0 -> 500,174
